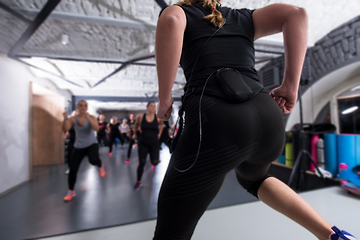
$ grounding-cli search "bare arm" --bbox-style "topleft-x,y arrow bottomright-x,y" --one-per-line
62,112 -> 75,132
155,5 -> 186,120
132,114 -> 143,140
253,3 -> 308,113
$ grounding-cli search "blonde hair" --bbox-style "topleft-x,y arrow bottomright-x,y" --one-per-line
177,0 -> 225,27
76,99 -> 87,108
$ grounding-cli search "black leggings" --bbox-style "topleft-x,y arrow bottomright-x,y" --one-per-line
97,134 -> 108,146
127,137 -> 135,158
137,140 -> 160,181
68,144 -> 102,190
153,93 -> 285,239
121,133 -> 128,145
109,132 -> 123,153
66,141 -> 74,164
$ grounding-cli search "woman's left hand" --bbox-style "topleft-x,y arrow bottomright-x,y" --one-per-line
157,97 -> 174,120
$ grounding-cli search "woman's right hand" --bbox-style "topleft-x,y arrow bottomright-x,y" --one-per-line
157,97 -> 174,120
269,85 -> 298,114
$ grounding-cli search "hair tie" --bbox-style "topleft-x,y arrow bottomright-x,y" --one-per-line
212,7 -> 216,11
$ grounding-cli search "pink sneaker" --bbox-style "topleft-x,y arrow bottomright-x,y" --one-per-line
108,152 -> 112,156
133,181 -> 142,191
151,165 -> 155,169
125,159 -> 130,164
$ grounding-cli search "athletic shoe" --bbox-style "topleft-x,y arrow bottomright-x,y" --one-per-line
329,226 -> 357,240
108,152 -> 112,156
65,169 -> 69,174
125,159 -> 130,164
151,165 -> 155,169
133,181 -> 142,191
63,190 -> 76,202
98,166 -> 106,178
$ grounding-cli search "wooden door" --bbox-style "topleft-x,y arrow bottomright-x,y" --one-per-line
31,83 -> 64,166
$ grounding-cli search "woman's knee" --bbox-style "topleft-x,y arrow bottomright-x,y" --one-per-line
235,161 -> 271,198
236,173 -> 271,198
151,159 -> 160,165
138,159 -> 146,166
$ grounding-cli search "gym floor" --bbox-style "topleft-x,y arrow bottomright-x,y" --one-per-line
39,187 -> 360,240
1,144 -> 358,240
0,144 -> 259,240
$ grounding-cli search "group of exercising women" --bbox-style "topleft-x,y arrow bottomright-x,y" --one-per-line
62,100 -> 167,201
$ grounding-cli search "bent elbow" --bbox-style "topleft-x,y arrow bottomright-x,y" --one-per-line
293,7 -> 308,23
282,6 -> 308,31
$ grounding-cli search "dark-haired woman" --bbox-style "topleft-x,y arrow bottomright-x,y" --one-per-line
132,102 -> 163,190
154,0 -> 357,239
107,116 -> 123,156
125,113 -> 136,163
97,114 -> 108,147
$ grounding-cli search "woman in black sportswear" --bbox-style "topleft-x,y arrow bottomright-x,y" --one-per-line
97,114 -> 108,147
107,116 -> 123,156
154,0 -> 357,240
125,113 -> 136,163
132,102 -> 163,190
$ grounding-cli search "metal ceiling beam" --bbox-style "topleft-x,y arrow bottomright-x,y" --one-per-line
255,58 -> 272,65
91,54 -> 156,88
155,0 -> 168,9
12,6 -> 156,30
16,58 -> 84,88
17,53 -> 156,66
8,0 -> 61,58
255,49 -> 284,55
0,2 -> 32,24
74,96 -> 181,103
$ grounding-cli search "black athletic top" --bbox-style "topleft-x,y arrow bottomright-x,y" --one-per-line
175,4 -> 258,89
139,114 -> 159,144
98,121 -> 107,136
109,122 -> 120,134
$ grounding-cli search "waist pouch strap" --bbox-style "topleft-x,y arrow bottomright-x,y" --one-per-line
187,68 -> 265,103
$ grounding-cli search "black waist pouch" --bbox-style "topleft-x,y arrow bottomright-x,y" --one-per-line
215,68 -> 264,102
186,68 -> 264,103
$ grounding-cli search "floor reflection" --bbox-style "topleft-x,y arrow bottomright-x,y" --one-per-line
0,142 -> 256,240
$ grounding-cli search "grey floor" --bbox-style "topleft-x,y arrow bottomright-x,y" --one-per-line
38,187 -> 360,240
0,143 -> 258,240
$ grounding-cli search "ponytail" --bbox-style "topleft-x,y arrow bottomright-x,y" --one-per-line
177,0 -> 225,27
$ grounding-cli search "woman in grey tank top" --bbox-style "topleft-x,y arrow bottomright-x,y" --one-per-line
62,99 -> 106,202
